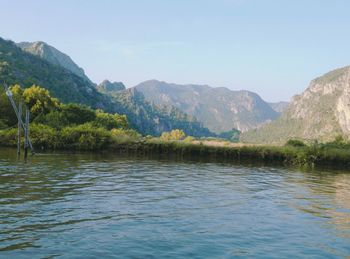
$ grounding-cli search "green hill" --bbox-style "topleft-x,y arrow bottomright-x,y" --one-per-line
0,37 -> 112,110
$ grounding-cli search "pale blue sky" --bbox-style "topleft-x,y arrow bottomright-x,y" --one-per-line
1,0 -> 350,102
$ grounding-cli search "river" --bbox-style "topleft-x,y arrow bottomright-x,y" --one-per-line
0,149 -> 349,258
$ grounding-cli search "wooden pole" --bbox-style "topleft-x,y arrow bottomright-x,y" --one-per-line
17,102 -> 22,156
3,83 -> 35,154
24,106 -> 29,161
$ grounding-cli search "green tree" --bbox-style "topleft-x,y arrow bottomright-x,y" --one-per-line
22,85 -> 60,118
60,103 -> 96,125
93,110 -> 128,130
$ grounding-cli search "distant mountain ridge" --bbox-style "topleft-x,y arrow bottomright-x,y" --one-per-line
17,41 -> 91,83
98,87 -> 214,137
268,101 -> 289,113
134,80 -> 279,133
241,65 -> 350,143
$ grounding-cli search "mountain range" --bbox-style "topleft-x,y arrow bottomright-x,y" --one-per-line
134,80 -> 279,133
3,36 -> 350,143
3,38 -> 286,136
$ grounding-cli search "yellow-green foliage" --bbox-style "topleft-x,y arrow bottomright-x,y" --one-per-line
160,129 -> 186,141
0,85 -> 59,126
111,128 -> 140,138
94,110 -> 128,130
60,123 -> 112,150
183,136 -> 195,142
111,128 -> 141,143
22,85 -> 60,117
0,123 -> 58,149
29,124 -> 58,148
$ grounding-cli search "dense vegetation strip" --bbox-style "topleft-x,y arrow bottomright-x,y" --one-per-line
1,85 -> 350,168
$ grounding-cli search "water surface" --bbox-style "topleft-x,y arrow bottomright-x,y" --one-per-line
0,149 -> 349,258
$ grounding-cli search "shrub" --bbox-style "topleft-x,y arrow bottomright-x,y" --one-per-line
93,110 -> 128,130
111,128 -> 140,138
183,136 -> 195,142
160,129 -> 186,141
0,119 -> 8,129
0,128 -> 18,146
285,139 -> 307,147
38,110 -> 66,129
29,123 -> 58,149
60,123 -> 112,150
60,103 -> 96,126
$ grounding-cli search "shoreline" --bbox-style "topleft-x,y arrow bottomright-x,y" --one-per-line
2,138 -> 350,170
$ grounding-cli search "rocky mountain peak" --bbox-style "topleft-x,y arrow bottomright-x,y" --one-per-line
17,41 -> 91,83
241,65 -> 350,143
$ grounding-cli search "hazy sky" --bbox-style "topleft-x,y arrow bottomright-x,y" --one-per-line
1,0 -> 350,102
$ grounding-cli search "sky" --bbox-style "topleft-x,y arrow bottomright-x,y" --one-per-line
1,0 -> 350,102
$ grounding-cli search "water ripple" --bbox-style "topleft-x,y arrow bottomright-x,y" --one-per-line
0,150 -> 349,258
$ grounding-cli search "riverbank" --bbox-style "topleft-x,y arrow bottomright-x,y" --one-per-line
1,126 -> 350,168
111,139 -> 350,168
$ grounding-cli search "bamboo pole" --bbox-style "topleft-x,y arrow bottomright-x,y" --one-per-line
17,102 -> 22,156
3,83 -> 35,154
24,106 -> 29,161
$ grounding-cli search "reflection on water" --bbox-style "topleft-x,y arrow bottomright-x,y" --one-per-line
0,148 -> 349,258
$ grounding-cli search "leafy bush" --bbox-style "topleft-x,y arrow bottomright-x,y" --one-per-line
285,139 -> 307,147
93,110 -> 128,130
0,119 -> 8,129
38,110 -> 66,129
111,128 -> 140,138
60,123 -> 113,150
0,128 -> 18,146
322,135 -> 350,149
183,136 -> 195,142
160,129 -> 186,141
0,123 -> 58,149
60,103 -> 96,126
29,123 -> 58,149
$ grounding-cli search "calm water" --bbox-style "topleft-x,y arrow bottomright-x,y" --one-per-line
0,149 -> 350,258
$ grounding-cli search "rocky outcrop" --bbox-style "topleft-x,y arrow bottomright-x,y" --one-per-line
17,41 -> 92,83
97,80 -> 126,92
241,66 -> 350,143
